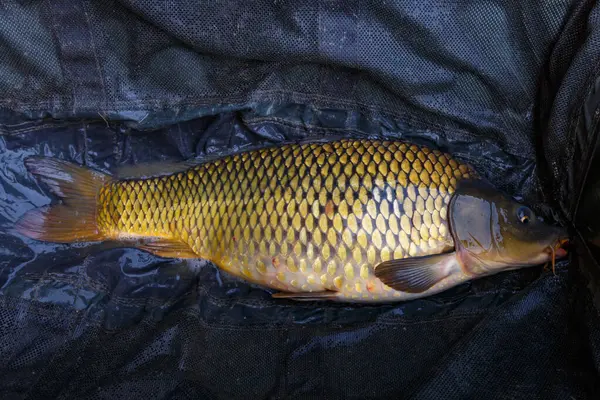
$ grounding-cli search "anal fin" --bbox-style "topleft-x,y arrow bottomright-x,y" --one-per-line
374,252 -> 458,293
272,290 -> 339,301
137,238 -> 198,259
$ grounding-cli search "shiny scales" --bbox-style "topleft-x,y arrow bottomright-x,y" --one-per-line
95,139 -> 474,301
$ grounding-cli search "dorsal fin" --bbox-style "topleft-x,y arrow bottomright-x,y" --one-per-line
112,160 -> 200,179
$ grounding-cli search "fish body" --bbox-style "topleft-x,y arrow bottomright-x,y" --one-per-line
16,139 -> 569,302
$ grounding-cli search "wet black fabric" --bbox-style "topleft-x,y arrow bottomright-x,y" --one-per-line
1,1 -> 600,399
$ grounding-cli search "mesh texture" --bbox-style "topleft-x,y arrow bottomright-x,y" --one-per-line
1,0 -> 599,399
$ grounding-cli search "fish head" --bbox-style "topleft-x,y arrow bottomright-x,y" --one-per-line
448,179 -> 569,276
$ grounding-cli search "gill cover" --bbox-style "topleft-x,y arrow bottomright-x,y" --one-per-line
448,179 -> 566,275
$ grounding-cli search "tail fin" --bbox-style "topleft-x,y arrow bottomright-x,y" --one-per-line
15,156 -> 110,243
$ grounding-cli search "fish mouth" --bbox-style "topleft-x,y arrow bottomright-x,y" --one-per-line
555,238 -> 570,258
545,238 -> 570,275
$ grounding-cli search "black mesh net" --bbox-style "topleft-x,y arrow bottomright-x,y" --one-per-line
0,1 -> 599,399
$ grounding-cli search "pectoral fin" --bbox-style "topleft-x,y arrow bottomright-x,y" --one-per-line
137,238 -> 198,259
374,252 -> 457,293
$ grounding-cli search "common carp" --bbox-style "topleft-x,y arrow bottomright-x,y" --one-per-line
15,139 -> 569,302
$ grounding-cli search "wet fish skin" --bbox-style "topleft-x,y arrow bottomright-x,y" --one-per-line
18,139 -> 568,303
95,139 -> 475,301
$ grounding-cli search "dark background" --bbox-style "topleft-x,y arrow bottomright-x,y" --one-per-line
1,1 -> 599,398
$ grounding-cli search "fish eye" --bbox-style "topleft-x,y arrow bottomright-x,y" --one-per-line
517,206 -> 532,224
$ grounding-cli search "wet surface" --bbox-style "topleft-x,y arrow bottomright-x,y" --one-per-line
1,0 -> 598,397
0,111 -> 593,400
0,112 -> 568,329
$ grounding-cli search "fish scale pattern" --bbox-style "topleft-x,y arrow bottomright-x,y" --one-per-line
97,139 -> 475,301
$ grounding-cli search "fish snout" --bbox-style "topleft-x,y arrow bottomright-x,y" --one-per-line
554,238 -> 570,258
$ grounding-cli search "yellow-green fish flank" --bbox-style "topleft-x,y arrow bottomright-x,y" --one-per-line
99,139 -> 474,301
15,139 -> 569,303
